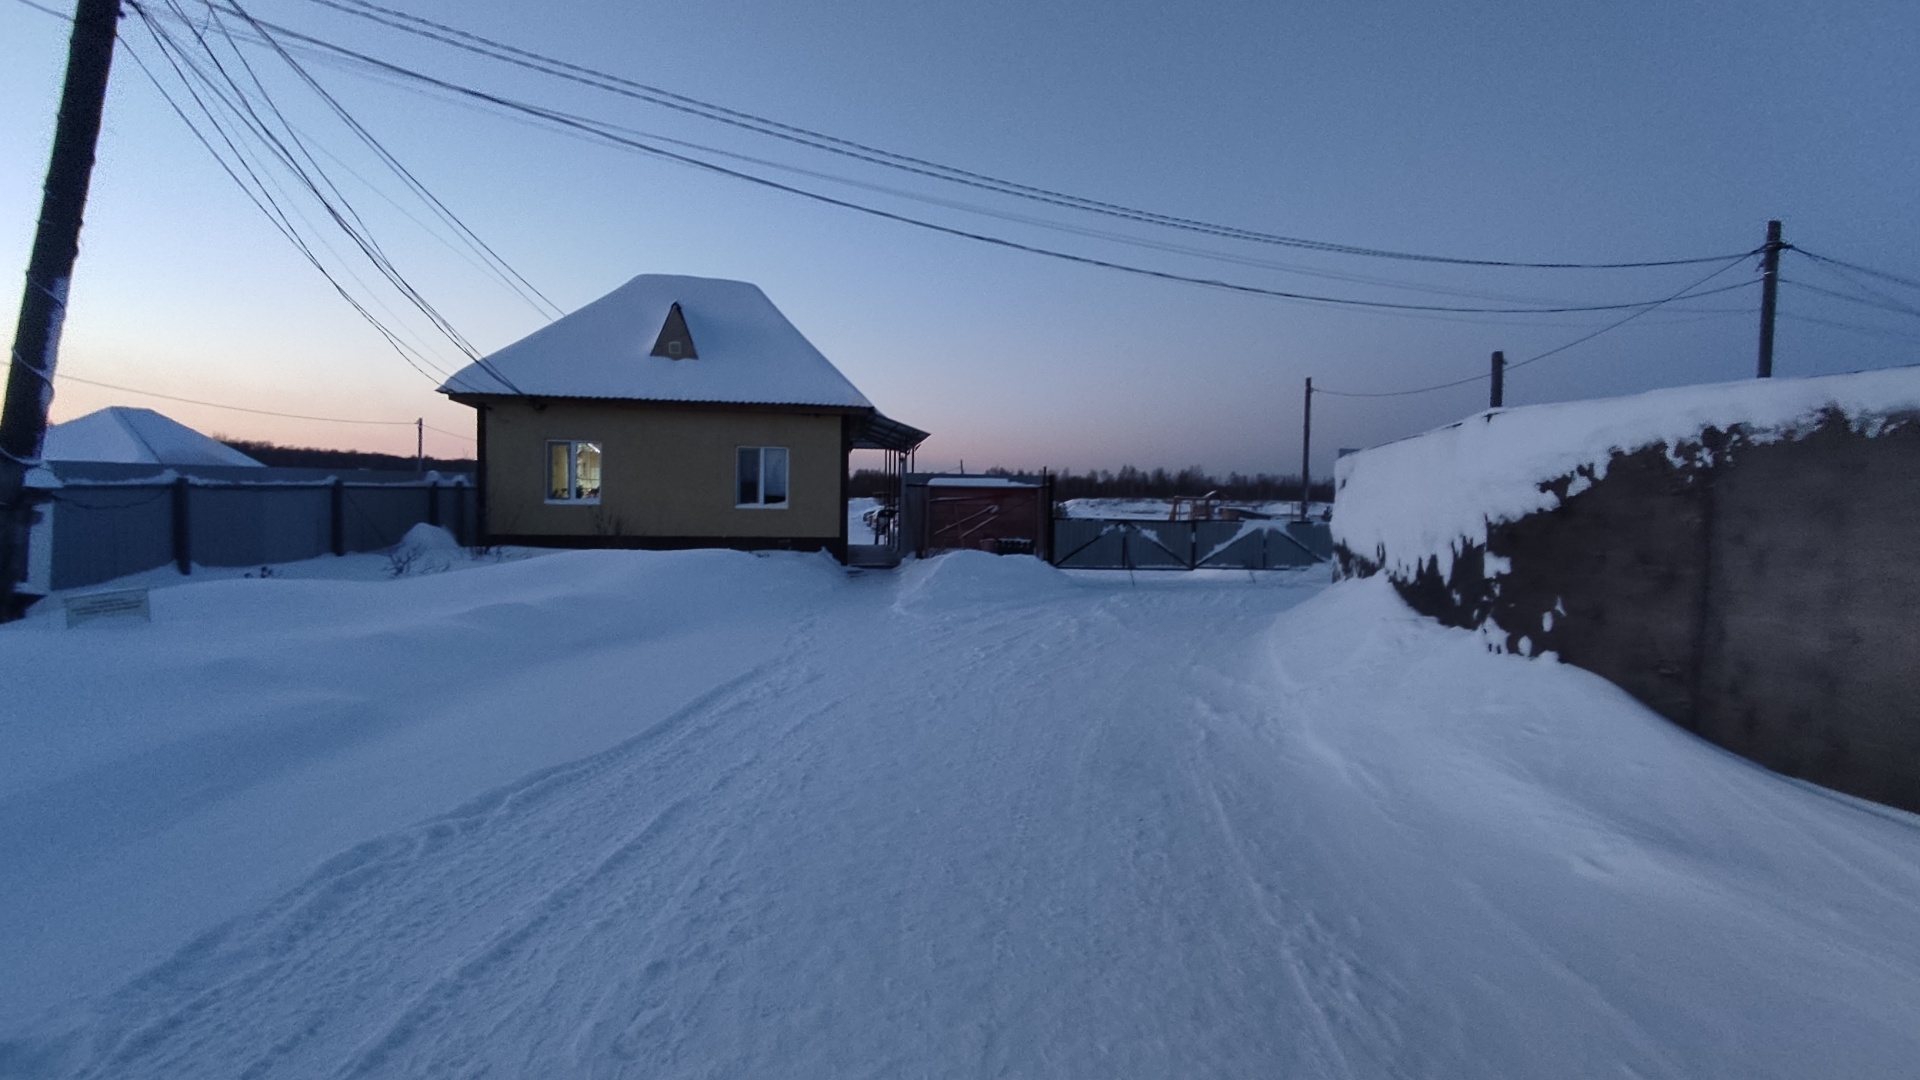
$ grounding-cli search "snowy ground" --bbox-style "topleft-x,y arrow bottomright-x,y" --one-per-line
3,546 -> 1918,1077
847,495 -> 882,542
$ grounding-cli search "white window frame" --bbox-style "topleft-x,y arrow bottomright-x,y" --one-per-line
735,445 -> 790,509
545,439 -> 602,505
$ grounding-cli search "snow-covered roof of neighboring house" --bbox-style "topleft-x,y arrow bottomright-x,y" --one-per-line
41,406 -> 263,467
440,274 -> 874,409
926,477 -> 1038,488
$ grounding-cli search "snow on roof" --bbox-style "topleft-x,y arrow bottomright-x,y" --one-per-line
926,476 -> 1038,488
42,407 -> 263,467
440,274 -> 874,409
1332,364 -> 1920,578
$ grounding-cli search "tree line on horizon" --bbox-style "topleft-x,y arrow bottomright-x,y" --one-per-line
221,439 -> 476,474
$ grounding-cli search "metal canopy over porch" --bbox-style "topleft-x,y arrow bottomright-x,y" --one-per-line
848,411 -> 930,568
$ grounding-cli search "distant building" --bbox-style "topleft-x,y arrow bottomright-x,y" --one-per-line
440,274 -> 926,561
42,406 -> 263,467
902,475 -> 1052,559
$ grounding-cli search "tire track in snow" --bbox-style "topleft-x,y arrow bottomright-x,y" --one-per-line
51,649 -> 822,1080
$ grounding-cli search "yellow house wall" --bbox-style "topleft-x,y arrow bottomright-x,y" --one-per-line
480,399 -> 845,539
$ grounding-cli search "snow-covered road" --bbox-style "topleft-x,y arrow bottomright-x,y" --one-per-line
3,550 -> 1918,1078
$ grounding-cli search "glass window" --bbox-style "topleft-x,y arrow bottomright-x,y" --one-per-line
736,446 -> 789,508
574,443 -> 602,500
763,447 -> 788,505
546,440 -> 602,503
548,441 -> 571,501
737,447 -> 761,506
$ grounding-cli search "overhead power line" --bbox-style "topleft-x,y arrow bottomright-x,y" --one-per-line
1779,313 -> 1920,347
9,0 -> 69,19
1780,278 -> 1920,320
164,3 -> 1758,314
126,0 -> 534,398
175,12 -> 1774,317
207,0 -> 560,321
1788,252 -> 1920,321
1791,248 -> 1920,292
288,0 -> 1747,272
123,36 -> 451,387
1314,255 -> 1762,399
123,14 -> 464,387
58,0 -> 1650,311
51,370 -> 474,439
210,0 -> 533,394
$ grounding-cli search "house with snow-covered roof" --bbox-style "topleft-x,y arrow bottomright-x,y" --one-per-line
43,406 -> 264,468
440,274 -> 927,560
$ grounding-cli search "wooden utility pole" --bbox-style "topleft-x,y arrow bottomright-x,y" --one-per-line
1490,350 -> 1505,409
0,0 -> 123,620
1298,376 -> 1312,521
415,417 -> 424,473
1756,219 -> 1783,378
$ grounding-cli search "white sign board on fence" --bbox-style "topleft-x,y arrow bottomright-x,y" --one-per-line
65,588 -> 152,628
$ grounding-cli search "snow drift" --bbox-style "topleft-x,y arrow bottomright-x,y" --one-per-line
2,550 -> 1917,1077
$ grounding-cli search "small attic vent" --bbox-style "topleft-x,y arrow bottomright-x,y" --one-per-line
649,301 -> 698,360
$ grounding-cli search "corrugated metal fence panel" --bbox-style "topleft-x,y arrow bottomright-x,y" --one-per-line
1049,517 -> 1328,571
1125,522 -> 1191,568
47,486 -> 175,591
1284,521 -> 1334,561
1051,518 -> 1123,569
1262,528 -> 1321,569
428,484 -> 476,545
1195,522 -> 1263,568
340,485 -> 431,552
191,486 -> 332,567
39,479 -> 474,592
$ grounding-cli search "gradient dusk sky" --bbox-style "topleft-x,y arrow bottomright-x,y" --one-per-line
3,0 -> 1917,473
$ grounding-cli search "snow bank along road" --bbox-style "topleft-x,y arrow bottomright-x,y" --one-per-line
3,550 -> 1918,1078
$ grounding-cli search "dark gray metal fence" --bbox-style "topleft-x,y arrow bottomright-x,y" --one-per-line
35,469 -> 473,591
1051,518 -> 1331,571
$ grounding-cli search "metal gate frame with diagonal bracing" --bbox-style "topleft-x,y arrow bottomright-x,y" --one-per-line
1049,518 -> 1331,571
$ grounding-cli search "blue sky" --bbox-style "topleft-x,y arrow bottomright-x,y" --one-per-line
3,0 -> 1917,473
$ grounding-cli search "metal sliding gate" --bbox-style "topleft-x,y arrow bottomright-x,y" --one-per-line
1050,518 -> 1331,571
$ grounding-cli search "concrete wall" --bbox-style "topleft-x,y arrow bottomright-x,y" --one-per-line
479,399 -> 847,544
1346,412 -> 1920,814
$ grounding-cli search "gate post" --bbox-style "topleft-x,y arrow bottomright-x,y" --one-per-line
171,476 -> 191,575
329,478 -> 345,556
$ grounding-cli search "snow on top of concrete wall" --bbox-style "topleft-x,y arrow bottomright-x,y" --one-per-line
1332,364 -> 1920,578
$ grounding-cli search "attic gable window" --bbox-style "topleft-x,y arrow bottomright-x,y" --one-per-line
649,302 -> 698,360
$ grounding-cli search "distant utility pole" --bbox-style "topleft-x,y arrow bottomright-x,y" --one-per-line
1298,376 -> 1312,521
1758,216 -> 1781,376
415,418 -> 424,473
0,0 -> 123,621
1756,219 -> 1783,379
1490,350 -> 1505,409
